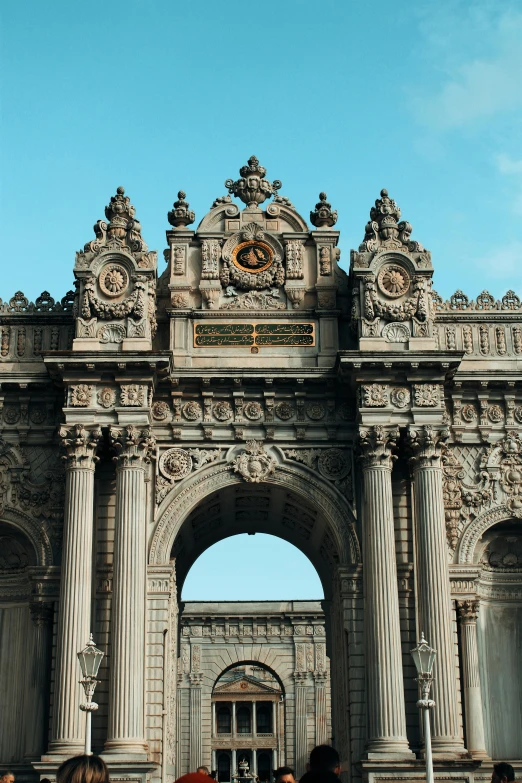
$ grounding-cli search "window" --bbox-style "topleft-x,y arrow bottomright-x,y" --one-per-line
257,753 -> 271,782
217,706 -> 231,733
237,706 -> 251,734
256,704 -> 272,733
218,753 -> 231,782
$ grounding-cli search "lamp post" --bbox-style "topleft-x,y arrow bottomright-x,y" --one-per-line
411,633 -> 437,783
77,633 -> 104,755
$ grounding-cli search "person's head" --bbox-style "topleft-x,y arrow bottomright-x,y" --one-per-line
56,756 -> 109,783
197,769 -> 210,777
492,764 -> 515,783
0,772 -> 15,783
309,746 -> 341,775
274,767 -> 296,783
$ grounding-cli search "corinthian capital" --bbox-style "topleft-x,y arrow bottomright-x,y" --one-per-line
457,599 -> 479,623
407,424 -> 448,469
59,424 -> 102,470
358,425 -> 399,469
110,425 -> 156,468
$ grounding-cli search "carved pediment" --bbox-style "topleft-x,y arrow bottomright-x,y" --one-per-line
213,675 -> 281,696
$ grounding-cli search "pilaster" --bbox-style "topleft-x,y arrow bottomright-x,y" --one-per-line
47,424 -> 101,756
358,426 -> 412,759
457,601 -> 489,760
408,425 -> 466,756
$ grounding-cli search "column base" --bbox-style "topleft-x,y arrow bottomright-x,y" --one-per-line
35,759 -> 157,783
365,739 -> 414,760
103,738 -> 149,760
44,739 -> 86,756
429,737 -> 468,759
361,757 -> 483,783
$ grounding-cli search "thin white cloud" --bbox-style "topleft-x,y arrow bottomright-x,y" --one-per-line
413,8 -> 522,130
496,154 -> 522,176
478,241 -> 522,280
495,154 -> 522,216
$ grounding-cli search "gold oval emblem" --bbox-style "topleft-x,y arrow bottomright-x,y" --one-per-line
232,241 -> 273,274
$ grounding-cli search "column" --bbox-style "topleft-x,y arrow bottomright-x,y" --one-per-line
212,701 -> 216,738
49,425 -> 101,754
272,749 -> 277,773
252,750 -> 257,776
232,748 -> 237,776
294,674 -> 308,778
105,425 -> 154,757
457,601 -> 489,759
314,672 -> 328,746
189,677 -> 203,770
408,425 -> 465,754
358,427 -> 412,758
232,701 -> 237,737
212,749 -> 216,772
252,700 -> 257,737
24,602 -> 53,758
272,701 -> 276,736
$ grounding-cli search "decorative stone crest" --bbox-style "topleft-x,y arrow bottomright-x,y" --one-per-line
168,191 -> 195,228
310,193 -> 338,229
359,189 -> 425,254
232,441 -> 277,483
225,156 -> 282,208
97,387 -> 116,409
220,224 -> 284,293
120,384 -> 147,407
98,323 -> 126,343
70,385 -> 93,407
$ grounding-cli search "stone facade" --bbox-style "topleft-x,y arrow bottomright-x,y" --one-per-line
177,601 -> 331,780
0,160 -> 521,783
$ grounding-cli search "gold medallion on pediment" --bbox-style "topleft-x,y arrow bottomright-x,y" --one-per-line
232,241 -> 273,274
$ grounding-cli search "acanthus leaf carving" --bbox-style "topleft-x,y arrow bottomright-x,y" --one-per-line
231,440 -> 277,483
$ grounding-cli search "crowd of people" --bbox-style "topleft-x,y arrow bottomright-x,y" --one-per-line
0,754 -> 519,783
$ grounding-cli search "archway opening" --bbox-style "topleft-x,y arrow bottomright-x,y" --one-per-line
474,519 -> 522,759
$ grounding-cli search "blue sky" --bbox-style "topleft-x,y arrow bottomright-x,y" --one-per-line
2,1 -> 521,597
182,535 -> 323,601
2,0 -> 522,304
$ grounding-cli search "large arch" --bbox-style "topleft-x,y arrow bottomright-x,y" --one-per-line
150,456 -> 360,599
457,503 -> 512,563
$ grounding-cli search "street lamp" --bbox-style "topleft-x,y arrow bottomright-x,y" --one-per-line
411,633 -> 436,783
77,633 -> 104,755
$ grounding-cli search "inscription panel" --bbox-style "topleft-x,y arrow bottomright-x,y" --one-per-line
194,322 -> 315,348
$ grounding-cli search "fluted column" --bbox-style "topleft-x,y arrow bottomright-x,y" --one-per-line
314,671 -> 328,746
189,676 -> 202,770
25,602 -> 53,759
457,601 -> 489,759
105,425 -> 155,757
358,426 -> 412,758
294,673 -> 308,777
408,426 -> 465,755
49,425 -> 101,755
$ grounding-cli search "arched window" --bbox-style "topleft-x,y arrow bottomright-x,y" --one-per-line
257,753 -> 271,782
217,705 -> 231,733
218,752 -> 231,782
256,703 -> 272,733
236,706 -> 251,734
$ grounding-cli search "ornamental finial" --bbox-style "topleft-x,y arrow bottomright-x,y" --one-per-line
359,188 -> 425,253
168,190 -> 195,228
225,156 -> 282,208
310,192 -> 338,228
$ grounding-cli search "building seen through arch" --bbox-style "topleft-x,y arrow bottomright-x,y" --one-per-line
0,158 -> 521,783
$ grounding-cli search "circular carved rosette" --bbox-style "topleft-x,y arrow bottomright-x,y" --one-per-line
317,448 -> 350,481
275,401 -> 294,420
152,401 -> 171,421
159,449 -> 193,482
213,401 -> 233,421
182,401 -> 202,421
378,264 -> 410,298
306,403 -> 326,420
243,401 -> 263,420
98,263 -> 129,297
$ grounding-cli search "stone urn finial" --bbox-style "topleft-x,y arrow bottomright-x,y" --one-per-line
104,186 -> 141,240
225,156 -> 282,208
310,192 -> 338,228
168,191 -> 195,228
